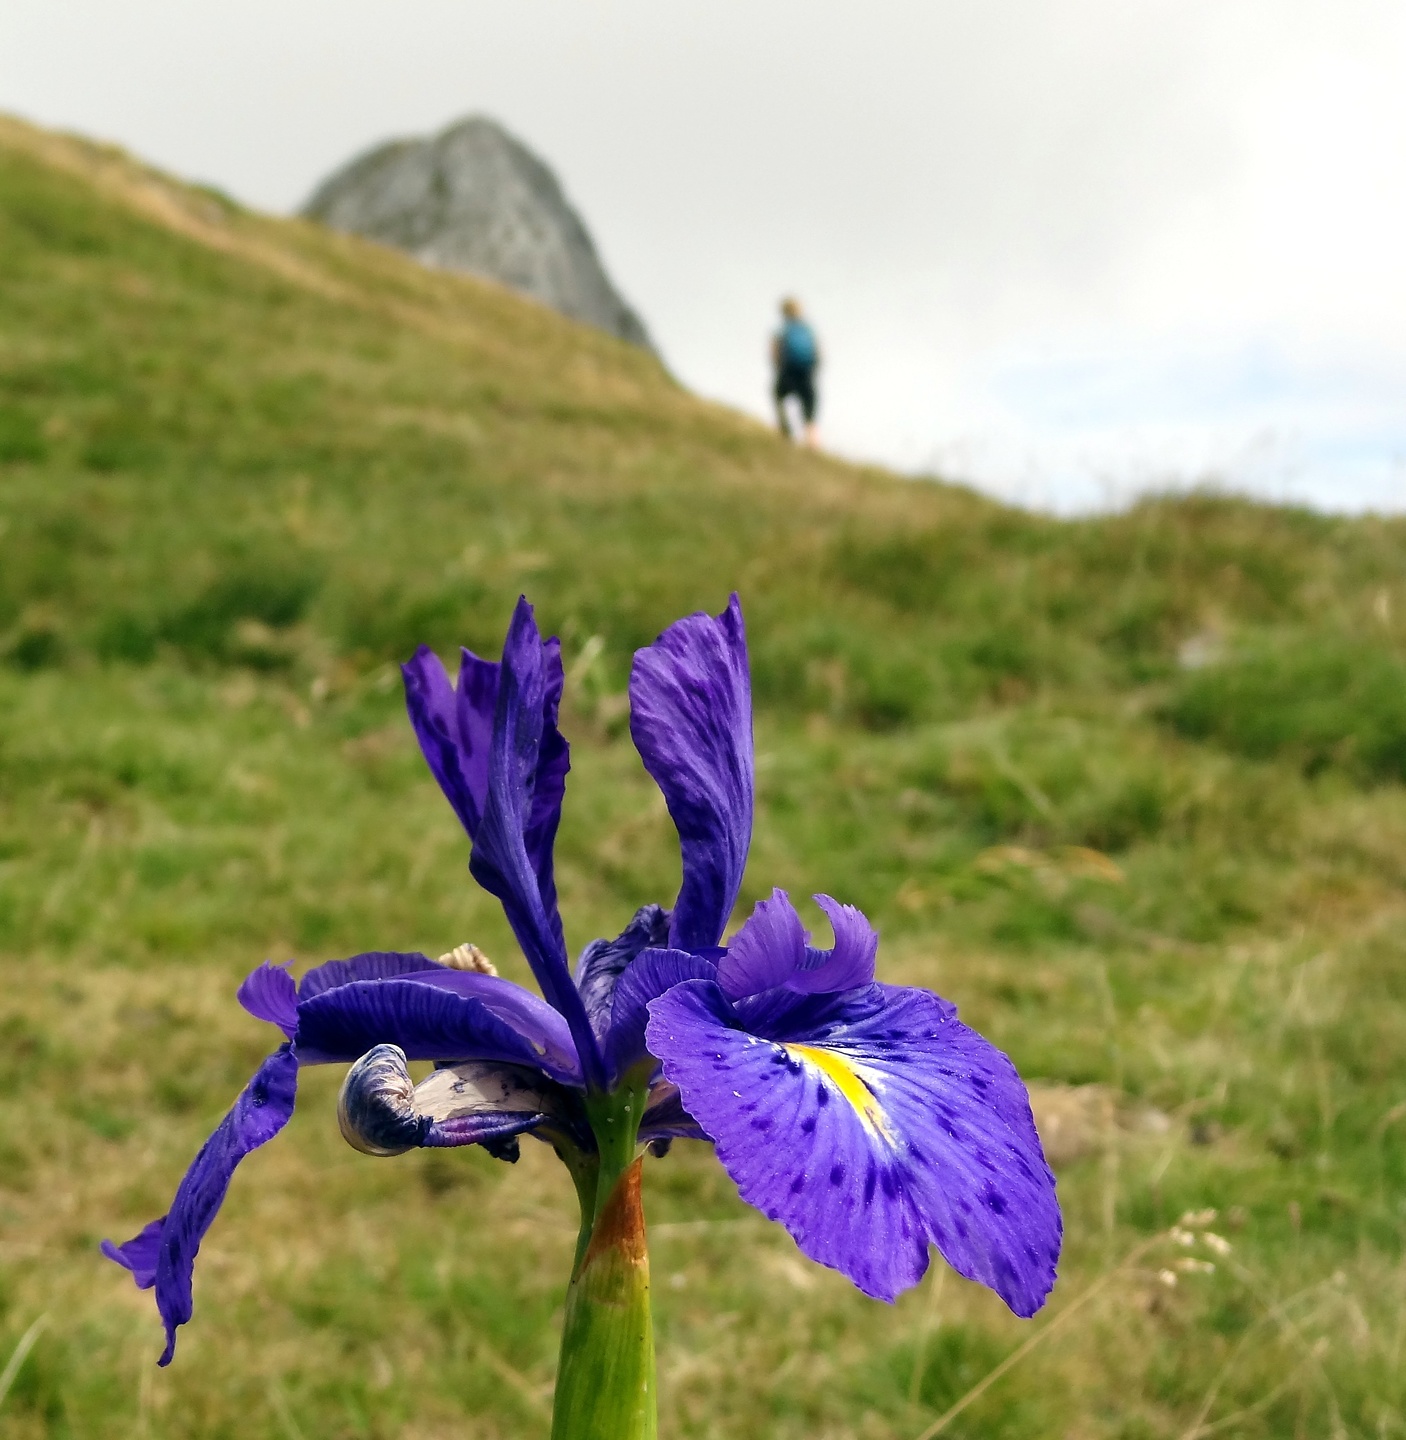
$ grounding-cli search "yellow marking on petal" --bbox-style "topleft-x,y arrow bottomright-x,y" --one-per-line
784,1043 -> 895,1143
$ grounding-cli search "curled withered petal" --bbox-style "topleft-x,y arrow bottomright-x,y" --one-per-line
339,1045 -> 427,1156
413,1058 -> 560,1122
338,1046 -> 564,1158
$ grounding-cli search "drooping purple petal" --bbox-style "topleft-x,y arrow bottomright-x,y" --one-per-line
236,962 -> 298,1037
294,977 -> 583,1084
297,950 -> 444,1002
574,905 -> 671,1038
603,946 -> 719,1081
470,599 -> 601,1085
403,645 -> 499,839
337,1045 -> 559,1155
647,981 -> 1060,1316
719,890 -> 878,1000
376,968 -> 581,1082
102,1045 -> 300,1365
100,1216 -> 164,1289
630,595 -> 753,952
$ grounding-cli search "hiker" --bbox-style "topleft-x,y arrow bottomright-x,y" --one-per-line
771,297 -> 820,446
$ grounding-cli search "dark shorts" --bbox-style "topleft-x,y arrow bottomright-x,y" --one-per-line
775,364 -> 816,422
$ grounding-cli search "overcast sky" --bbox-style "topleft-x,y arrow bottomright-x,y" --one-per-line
2,0 -> 1404,513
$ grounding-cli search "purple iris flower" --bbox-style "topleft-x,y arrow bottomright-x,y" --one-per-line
104,593 -> 1059,1367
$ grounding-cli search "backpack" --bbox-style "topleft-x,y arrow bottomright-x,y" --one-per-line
781,319 -> 817,368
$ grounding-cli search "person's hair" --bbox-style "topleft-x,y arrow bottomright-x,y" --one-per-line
780,297 -> 801,319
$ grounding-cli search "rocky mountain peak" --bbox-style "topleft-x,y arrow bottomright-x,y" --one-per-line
303,115 -> 653,350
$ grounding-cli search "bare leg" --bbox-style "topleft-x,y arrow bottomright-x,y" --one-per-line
803,422 -> 819,449
775,396 -> 793,439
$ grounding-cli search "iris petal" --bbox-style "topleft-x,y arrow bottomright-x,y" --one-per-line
720,890 -> 878,1000
603,946 -> 719,1081
295,975 -> 583,1084
236,961 -> 298,1037
402,644 -> 498,839
469,599 -> 601,1084
717,888 -> 806,998
800,896 -> 879,994
520,634 -> 570,916
100,1216 -> 163,1290
379,968 -> 581,1082
297,950 -> 444,1002
101,1045 -> 299,1364
402,603 -> 589,1074
630,595 -> 753,952
574,904 -> 671,1040
646,980 -> 1060,1316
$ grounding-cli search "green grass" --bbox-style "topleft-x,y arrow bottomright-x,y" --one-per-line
3,112 -> 1406,1438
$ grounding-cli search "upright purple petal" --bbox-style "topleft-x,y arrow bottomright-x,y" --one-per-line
294,976 -> 582,1085
236,962 -> 298,1037
573,905 -> 671,1039
402,613 -> 571,1007
403,646 -> 498,838
717,889 -> 807,998
802,897 -> 880,994
522,634 -> 570,909
470,599 -> 601,1085
102,1046 -> 299,1364
630,595 -> 753,952
647,981 -> 1060,1316
719,891 -> 878,1000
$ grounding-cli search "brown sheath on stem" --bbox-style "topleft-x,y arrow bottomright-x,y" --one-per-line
552,1157 -> 656,1440
580,1156 -> 647,1276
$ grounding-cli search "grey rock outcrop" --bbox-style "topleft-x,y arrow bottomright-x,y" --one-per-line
303,115 -> 652,350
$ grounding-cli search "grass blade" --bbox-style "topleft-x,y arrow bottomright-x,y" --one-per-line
0,1313 -> 49,1412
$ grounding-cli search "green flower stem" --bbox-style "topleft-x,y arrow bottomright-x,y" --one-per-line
550,1083 -> 656,1440
557,1142 -> 601,1279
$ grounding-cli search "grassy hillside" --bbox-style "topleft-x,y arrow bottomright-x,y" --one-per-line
3,112 -> 1406,1439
